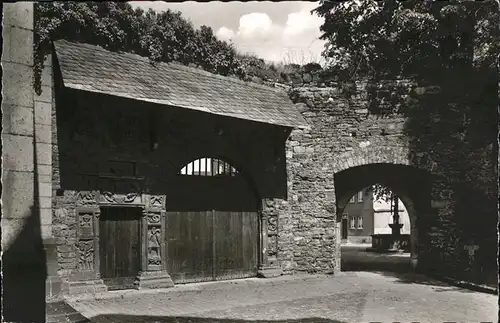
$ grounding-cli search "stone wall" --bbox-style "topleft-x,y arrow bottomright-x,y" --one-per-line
268,73 -> 497,287
269,79 -> 416,274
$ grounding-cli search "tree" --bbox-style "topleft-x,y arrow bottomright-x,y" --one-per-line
34,2 -> 246,93
312,0 -> 499,81
371,183 -> 394,203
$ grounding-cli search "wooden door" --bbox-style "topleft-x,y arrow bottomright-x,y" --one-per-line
165,211 -> 214,283
166,159 -> 260,284
99,207 -> 141,290
214,211 -> 259,280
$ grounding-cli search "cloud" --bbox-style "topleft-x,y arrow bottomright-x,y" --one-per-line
216,4 -> 326,64
216,27 -> 235,42
130,1 -> 326,64
238,13 -> 273,38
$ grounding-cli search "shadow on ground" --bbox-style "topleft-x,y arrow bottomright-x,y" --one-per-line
375,271 -> 480,293
340,246 -> 495,294
2,206 -> 47,323
88,316 -> 347,323
340,246 -> 411,273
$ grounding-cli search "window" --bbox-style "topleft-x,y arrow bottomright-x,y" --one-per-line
179,157 -> 239,176
358,190 -> 363,202
357,216 -> 363,229
349,194 -> 356,203
350,216 -> 356,229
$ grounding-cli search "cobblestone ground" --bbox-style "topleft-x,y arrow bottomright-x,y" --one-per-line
64,271 -> 498,323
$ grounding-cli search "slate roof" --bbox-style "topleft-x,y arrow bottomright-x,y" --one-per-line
53,40 -> 308,129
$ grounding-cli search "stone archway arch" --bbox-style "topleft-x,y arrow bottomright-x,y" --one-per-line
333,162 -> 431,272
331,142 -> 412,174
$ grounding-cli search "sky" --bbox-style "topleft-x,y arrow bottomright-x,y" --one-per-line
128,1 -> 326,64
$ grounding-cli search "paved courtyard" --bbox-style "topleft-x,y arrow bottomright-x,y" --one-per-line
61,270 -> 498,323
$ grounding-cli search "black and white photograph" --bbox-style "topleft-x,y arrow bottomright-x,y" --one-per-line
1,1 -> 499,322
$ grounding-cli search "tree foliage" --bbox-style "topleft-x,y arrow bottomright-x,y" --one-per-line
371,184 -> 395,203
34,1 -> 246,93
313,0 -> 499,80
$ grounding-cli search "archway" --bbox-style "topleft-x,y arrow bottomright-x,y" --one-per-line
334,163 -> 432,273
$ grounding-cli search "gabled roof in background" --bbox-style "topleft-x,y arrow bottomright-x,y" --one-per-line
53,40 -> 308,129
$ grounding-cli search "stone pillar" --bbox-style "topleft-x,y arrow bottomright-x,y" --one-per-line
2,1 -> 36,256
135,194 -> 174,288
67,192 -> 107,295
2,3 -> 61,321
257,198 -> 283,278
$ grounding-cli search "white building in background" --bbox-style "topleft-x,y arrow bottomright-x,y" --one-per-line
342,187 -> 411,244
373,196 -> 411,235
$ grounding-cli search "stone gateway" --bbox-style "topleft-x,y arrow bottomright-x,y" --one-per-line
1,4 -> 497,311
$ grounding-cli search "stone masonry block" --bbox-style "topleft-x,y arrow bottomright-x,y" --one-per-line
38,164 -> 52,176
34,101 -> 52,125
41,59 -> 53,86
1,25 -> 12,62
37,174 -> 51,183
39,196 -> 52,209
35,85 -> 53,104
2,104 -> 33,136
3,2 -> 34,30
1,170 -> 34,219
35,123 -> 52,144
5,26 -> 33,65
2,134 -> 34,171
41,224 -> 52,239
1,62 -> 33,107
38,181 -> 53,198
40,208 -> 53,225
36,142 -> 52,165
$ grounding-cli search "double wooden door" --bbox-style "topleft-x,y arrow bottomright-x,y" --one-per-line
166,210 -> 258,283
166,174 -> 260,283
99,207 -> 142,290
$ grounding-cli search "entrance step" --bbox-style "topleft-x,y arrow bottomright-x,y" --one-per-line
67,279 -> 108,295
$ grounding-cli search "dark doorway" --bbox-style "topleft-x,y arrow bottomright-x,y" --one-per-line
99,207 -> 142,290
341,217 -> 348,240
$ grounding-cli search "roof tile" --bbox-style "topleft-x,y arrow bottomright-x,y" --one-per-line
53,40 -> 308,129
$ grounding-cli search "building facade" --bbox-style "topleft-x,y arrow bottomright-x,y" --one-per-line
342,187 -> 411,244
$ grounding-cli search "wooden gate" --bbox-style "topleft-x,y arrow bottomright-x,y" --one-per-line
166,158 -> 260,283
99,207 -> 142,290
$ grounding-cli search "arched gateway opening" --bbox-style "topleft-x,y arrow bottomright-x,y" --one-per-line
165,156 -> 261,283
334,163 -> 432,273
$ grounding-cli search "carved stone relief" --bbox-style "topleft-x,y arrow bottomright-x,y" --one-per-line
99,192 -> 141,204
149,195 -> 165,209
147,213 -> 161,224
76,209 -> 98,274
78,240 -> 94,271
77,191 -> 97,205
147,225 -> 162,266
78,212 -> 94,237
267,235 -> 278,257
268,215 -> 278,234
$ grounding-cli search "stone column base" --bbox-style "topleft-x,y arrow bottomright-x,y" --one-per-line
135,270 -> 174,289
44,237 -> 67,301
67,279 -> 108,295
410,256 -> 418,272
258,266 -> 283,278
46,275 -> 66,302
